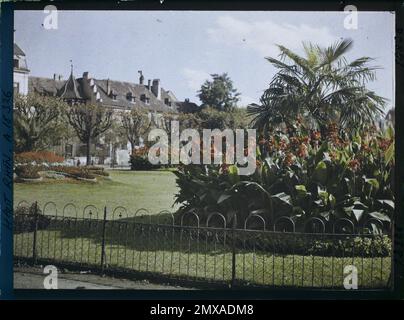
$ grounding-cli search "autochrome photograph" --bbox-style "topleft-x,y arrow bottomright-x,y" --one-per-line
12,8 -> 395,291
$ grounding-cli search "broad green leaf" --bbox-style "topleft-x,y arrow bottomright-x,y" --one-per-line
352,209 -> 364,222
295,184 -> 307,193
385,125 -> 394,140
313,161 -> 327,185
377,199 -> 395,210
217,193 -> 232,204
365,178 -> 379,192
368,211 -> 391,223
318,211 -> 331,221
353,200 -> 368,209
227,165 -> 240,184
271,192 -> 292,207
329,193 -> 336,207
385,141 -> 394,165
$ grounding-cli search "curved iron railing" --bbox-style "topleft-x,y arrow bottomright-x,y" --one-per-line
13,201 -> 393,289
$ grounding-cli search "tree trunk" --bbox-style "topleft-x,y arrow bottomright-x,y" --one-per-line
86,136 -> 91,166
130,141 -> 135,155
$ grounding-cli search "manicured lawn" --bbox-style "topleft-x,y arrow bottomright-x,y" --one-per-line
14,170 -> 179,216
14,228 -> 391,289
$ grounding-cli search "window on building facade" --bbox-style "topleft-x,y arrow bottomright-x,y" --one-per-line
13,82 -> 19,96
141,94 -> 150,104
14,59 -> 19,68
127,93 -> 135,102
164,98 -> 172,106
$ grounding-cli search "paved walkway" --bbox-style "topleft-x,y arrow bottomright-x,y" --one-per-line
14,266 -> 196,290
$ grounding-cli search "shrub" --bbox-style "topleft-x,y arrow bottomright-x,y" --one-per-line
129,147 -> 160,170
15,151 -> 64,164
130,155 -> 155,170
306,235 -> 392,257
174,122 -> 394,235
14,164 -> 41,179
14,203 -> 51,233
236,233 -> 391,257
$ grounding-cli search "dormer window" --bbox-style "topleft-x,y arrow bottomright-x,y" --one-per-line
109,89 -> 117,101
127,92 -> 135,103
140,94 -> 150,104
14,59 -> 19,68
164,98 -> 172,107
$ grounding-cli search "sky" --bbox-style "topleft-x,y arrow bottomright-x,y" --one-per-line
14,10 -> 395,109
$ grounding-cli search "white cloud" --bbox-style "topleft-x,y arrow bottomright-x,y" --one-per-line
207,16 -> 336,57
182,68 -> 211,92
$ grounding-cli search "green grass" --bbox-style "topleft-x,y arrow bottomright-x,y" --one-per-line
13,169 -> 392,289
14,170 -> 179,216
14,226 -> 391,289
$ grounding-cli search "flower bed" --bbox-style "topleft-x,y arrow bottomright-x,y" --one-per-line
15,151 -> 64,164
174,122 -> 394,235
49,166 -> 97,180
86,166 -> 110,177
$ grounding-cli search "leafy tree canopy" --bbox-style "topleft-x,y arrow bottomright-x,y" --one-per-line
198,73 -> 241,112
14,93 -> 69,153
248,39 -> 386,135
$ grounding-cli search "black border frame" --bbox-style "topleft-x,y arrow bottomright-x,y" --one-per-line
1,0 -> 403,300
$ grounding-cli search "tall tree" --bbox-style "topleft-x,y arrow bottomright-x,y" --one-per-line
66,104 -> 113,165
248,39 -> 386,134
14,93 -> 68,152
120,108 -> 151,152
198,73 -> 241,112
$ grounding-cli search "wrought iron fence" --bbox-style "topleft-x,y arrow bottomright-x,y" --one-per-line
13,201 -> 393,289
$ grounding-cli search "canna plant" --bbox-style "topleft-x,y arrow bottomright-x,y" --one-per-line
173,120 -> 394,234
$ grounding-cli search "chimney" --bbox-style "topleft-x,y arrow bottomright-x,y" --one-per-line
147,79 -> 151,91
53,73 -> 57,80
58,75 -> 63,81
138,70 -> 144,85
107,79 -> 111,95
151,79 -> 161,100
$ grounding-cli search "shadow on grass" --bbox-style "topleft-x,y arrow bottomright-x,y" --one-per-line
16,214 -> 392,259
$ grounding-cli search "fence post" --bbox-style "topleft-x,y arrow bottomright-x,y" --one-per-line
231,214 -> 237,288
100,206 -> 108,272
32,201 -> 39,264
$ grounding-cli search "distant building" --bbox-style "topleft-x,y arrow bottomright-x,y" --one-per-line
13,43 -> 30,95
13,43 -> 198,166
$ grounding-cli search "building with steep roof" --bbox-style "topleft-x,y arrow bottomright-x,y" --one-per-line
27,71 -> 183,114
13,43 -> 30,95
14,43 -> 199,166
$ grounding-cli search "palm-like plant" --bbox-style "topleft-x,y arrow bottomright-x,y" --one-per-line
248,39 -> 386,135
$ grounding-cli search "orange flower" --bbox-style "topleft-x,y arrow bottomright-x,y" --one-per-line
297,144 -> 308,158
348,158 -> 360,172
283,152 -> 295,167
311,131 -> 321,141
378,138 -> 391,151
